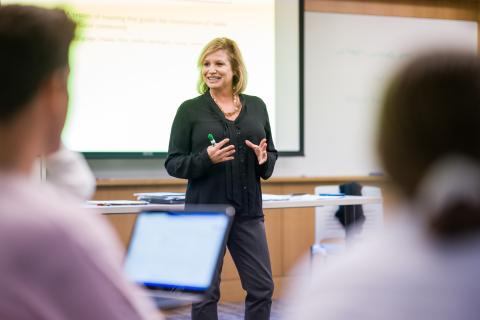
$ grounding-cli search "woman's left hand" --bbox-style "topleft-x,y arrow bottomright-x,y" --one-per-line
245,138 -> 268,165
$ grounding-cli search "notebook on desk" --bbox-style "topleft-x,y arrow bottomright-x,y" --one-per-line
124,206 -> 234,309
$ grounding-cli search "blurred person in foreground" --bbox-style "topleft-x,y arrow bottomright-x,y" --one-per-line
32,143 -> 97,202
0,5 -> 161,319
284,51 -> 480,320
44,143 -> 96,201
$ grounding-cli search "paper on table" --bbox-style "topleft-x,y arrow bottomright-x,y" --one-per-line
262,194 -> 291,201
288,194 -> 321,201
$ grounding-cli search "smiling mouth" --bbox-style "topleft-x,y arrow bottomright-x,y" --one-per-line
207,76 -> 221,81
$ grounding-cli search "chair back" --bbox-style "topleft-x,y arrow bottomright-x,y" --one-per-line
314,185 -> 384,243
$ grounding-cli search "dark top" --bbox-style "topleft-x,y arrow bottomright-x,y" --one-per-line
165,92 -> 277,217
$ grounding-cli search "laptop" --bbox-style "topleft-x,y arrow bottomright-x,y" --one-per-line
124,206 -> 234,309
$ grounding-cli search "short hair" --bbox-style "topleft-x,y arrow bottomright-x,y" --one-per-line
377,51 -> 480,237
0,5 -> 76,122
197,37 -> 247,95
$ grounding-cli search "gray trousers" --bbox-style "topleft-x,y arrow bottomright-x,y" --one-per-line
192,216 -> 274,320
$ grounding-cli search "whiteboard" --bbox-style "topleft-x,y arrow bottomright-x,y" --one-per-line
274,12 -> 477,177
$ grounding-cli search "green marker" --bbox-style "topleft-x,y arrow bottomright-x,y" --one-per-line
207,133 -> 216,146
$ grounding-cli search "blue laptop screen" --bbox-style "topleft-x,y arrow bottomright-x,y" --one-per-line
124,211 -> 229,291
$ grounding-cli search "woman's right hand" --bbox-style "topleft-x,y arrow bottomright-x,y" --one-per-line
207,138 -> 235,164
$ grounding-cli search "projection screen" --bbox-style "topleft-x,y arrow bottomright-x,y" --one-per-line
2,0 -> 303,157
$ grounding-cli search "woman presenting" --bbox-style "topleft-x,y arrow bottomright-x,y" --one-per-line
165,37 -> 277,320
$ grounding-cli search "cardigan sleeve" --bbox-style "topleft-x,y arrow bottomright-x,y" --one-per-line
165,102 -> 213,179
257,100 -> 277,180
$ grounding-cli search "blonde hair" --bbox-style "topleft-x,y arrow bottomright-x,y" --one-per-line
197,37 -> 247,95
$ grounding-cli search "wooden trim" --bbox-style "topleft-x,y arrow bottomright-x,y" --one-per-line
96,176 -> 387,187
262,176 -> 386,184
305,0 -> 479,20
96,178 -> 187,187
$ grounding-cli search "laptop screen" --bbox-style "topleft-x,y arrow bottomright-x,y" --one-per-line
124,211 -> 230,292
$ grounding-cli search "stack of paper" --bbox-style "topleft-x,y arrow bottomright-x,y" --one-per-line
134,192 -> 185,204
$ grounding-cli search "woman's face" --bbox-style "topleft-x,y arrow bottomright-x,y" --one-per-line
202,49 -> 234,92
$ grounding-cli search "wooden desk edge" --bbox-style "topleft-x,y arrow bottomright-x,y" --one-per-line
88,196 -> 382,214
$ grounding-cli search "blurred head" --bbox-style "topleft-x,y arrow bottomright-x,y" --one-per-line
377,51 -> 480,237
197,37 -> 247,95
0,5 -> 76,155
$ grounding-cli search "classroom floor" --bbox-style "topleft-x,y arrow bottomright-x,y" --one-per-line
164,301 -> 283,320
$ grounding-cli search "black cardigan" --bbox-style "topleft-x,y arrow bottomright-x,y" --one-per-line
165,92 -> 277,217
